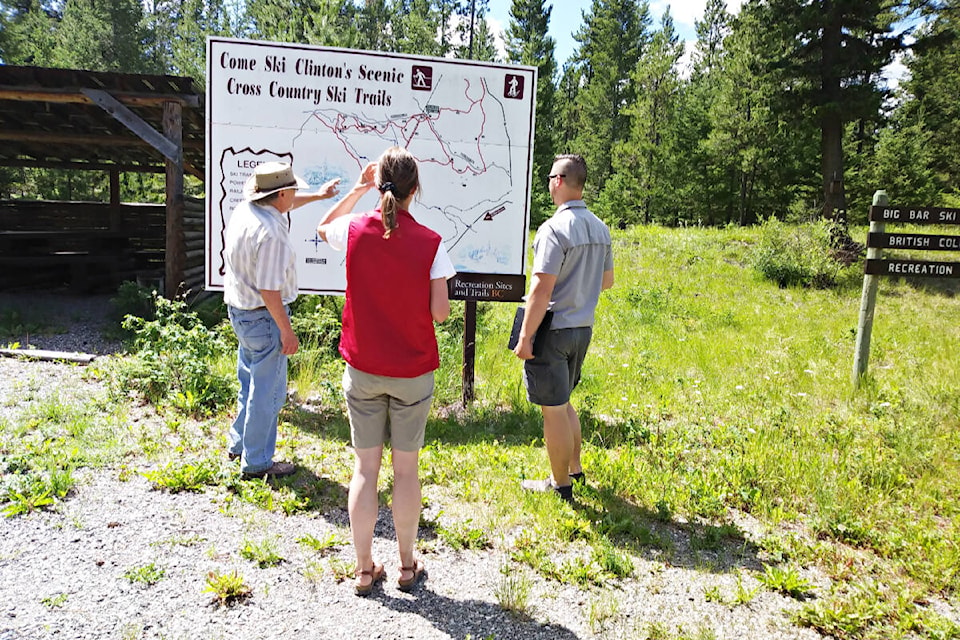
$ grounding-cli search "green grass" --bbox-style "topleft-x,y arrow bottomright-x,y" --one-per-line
202,570 -> 251,606
239,536 -> 284,568
123,562 -> 166,586
0,306 -> 63,342
0,384 -> 136,517
4,224 -> 960,637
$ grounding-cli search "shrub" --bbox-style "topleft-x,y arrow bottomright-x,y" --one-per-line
750,218 -> 850,288
106,293 -> 234,416
290,295 -> 342,357
109,281 -> 156,332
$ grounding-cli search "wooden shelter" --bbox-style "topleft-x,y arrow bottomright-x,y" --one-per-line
0,65 -> 205,298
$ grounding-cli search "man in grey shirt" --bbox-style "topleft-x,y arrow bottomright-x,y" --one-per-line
513,154 -> 614,503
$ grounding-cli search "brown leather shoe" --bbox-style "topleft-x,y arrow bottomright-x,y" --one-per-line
242,461 -> 295,479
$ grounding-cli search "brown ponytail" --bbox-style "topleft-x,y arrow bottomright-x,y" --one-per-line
376,147 -> 420,239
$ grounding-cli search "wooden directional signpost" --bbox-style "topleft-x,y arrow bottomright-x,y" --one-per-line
852,190 -> 960,387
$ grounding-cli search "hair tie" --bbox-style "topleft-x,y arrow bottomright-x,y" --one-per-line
378,182 -> 396,195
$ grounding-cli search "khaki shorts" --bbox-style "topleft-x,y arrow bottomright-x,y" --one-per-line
342,364 -> 435,451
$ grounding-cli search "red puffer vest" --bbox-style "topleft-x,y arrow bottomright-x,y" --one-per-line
339,209 -> 442,377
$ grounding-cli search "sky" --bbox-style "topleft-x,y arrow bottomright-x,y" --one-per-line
484,0 -> 745,68
483,0 -> 906,86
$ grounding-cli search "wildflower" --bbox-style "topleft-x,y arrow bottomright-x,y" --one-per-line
735,385 -> 744,390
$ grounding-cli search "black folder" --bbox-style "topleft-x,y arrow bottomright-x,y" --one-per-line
507,306 -> 554,357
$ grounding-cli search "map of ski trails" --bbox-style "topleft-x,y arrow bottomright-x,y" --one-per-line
205,37 -> 538,297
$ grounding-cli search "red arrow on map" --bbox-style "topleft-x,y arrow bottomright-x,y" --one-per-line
483,206 -> 506,221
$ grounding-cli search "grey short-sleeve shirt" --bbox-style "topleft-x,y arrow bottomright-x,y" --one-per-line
532,200 -> 613,329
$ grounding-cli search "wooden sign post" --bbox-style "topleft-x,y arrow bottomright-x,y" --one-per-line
852,191 -> 960,387
448,273 -> 526,404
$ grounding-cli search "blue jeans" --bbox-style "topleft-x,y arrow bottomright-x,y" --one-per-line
227,305 -> 289,474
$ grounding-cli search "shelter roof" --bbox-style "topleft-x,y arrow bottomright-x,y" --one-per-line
0,65 -> 204,178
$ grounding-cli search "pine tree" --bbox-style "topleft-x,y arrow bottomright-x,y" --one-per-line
691,0 -> 729,79
706,4 -> 818,225
391,0 -> 445,56
354,0 -> 393,52
506,0 -> 557,226
0,0 -> 59,65
464,14 -> 499,61
567,0 -> 651,199
601,7 -> 683,226
754,0 -> 904,218
245,0 -> 327,44
52,0 -> 158,72
144,0 -> 236,81
684,0 -> 731,225
900,3 -> 960,197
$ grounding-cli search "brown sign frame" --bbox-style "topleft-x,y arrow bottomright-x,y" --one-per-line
447,273 -> 525,302
867,232 -> 960,251
864,259 -> 960,278
869,205 -> 960,225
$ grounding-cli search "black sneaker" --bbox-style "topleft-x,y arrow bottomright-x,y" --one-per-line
242,461 -> 296,479
520,477 -> 574,503
520,477 -> 555,492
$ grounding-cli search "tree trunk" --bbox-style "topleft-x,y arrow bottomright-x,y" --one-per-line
820,7 -> 847,219
821,109 -> 846,219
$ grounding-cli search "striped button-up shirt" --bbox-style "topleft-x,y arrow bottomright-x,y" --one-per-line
223,199 -> 298,309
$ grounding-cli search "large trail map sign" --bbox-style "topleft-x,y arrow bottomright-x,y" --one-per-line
205,37 -> 537,297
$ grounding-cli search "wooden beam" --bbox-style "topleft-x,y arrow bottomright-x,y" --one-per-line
164,100 -> 185,300
184,161 -> 203,181
82,88 -> 179,162
0,130 -> 203,150
0,158 -> 164,172
109,169 -> 120,208
0,348 -> 96,365
0,86 -> 200,108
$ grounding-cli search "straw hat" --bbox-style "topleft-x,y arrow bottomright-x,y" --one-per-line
243,162 -> 309,201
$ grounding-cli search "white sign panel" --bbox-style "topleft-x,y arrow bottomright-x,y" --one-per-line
205,37 -> 537,294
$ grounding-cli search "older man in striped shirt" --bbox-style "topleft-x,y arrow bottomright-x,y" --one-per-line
224,162 -> 339,478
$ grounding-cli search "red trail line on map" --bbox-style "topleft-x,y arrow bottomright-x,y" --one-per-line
305,78 -> 490,176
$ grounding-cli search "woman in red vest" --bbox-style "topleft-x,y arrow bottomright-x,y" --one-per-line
317,147 -> 456,595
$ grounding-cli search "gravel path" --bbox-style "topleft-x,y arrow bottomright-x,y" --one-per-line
0,295 -> 830,640
0,292 -> 123,355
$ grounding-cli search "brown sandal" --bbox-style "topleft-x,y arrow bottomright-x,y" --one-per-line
354,562 -> 384,596
397,559 -> 425,592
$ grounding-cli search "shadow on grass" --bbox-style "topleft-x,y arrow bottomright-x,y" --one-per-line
281,398 -> 761,576
227,465 -> 348,516
881,274 -> 960,297
373,586 -> 580,640
282,403 -> 352,442
574,483 -> 763,575
282,399 -> 545,447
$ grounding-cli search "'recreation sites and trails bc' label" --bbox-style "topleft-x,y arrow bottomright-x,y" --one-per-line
205,37 -> 537,296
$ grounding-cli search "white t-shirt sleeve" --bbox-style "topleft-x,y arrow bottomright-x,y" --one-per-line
324,214 -> 355,251
431,242 -> 457,280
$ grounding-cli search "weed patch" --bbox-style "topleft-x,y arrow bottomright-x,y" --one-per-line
203,570 -> 251,606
